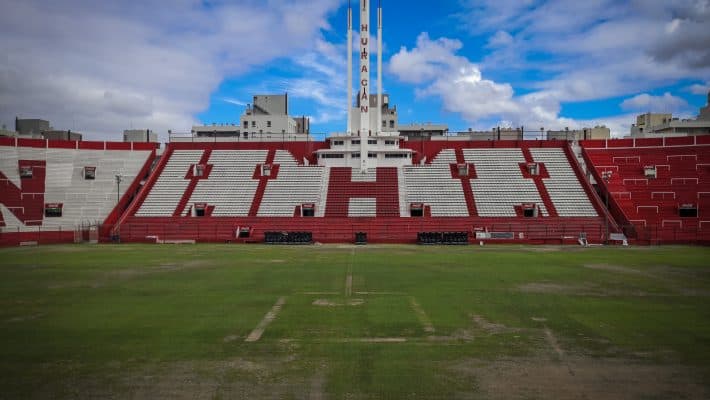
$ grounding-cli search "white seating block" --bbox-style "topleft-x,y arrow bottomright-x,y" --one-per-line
136,150 -> 203,217
258,150 -> 325,217
402,149 -> 469,217
1,146 -> 151,230
187,150 -> 267,217
464,148 -> 548,217
529,148 -> 598,217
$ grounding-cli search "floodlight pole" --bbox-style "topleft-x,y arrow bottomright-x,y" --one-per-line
115,175 -> 122,204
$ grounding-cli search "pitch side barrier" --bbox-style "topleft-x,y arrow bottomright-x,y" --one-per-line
3,222 -> 710,246
104,218 -> 609,245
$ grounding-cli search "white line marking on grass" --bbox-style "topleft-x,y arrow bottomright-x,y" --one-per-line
300,291 -> 339,295
345,275 -> 353,297
345,248 -> 354,297
544,326 -> 576,376
245,296 -> 286,342
323,337 -> 408,343
409,297 -> 435,333
545,327 -> 564,358
354,291 -> 405,295
354,337 -> 407,343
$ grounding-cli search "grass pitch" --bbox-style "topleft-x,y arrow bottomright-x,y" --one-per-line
1,244 -> 710,399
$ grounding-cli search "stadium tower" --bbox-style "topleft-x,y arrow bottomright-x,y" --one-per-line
347,0 -> 383,172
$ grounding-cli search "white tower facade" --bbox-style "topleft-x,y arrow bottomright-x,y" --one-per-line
358,0 -> 371,171
316,0 -> 411,170
377,1 -> 383,136
346,4 -> 353,135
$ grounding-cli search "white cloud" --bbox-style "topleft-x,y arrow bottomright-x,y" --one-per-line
688,82 -> 710,95
439,0 -> 710,136
621,92 -> 689,112
461,0 -> 710,104
389,34 -> 467,84
487,31 -> 514,48
281,38 -> 349,129
389,33 -> 634,134
0,0 -> 341,141
221,98 -> 247,107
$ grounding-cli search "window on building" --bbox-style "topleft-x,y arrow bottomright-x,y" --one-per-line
301,203 -> 315,217
320,153 -> 345,159
83,166 -> 96,180
368,153 -> 377,158
368,139 -> 377,145
385,153 -> 408,158
352,140 -> 360,145
267,121 -> 271,128
352,153 -> 361,158
679,204 -> 698,218
194,164 -> 206,177
389,120 -> 395,128
44,203 -> 62,218
194,203 -> 207,217
19,166 -> 33,179
252,121 -> 256,127
382,120 -> 386,127
384,140 -> 395,145
243,121 -> 248,129
333,140 -> 344,146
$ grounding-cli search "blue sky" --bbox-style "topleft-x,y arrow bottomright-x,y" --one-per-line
1,0 -> 709,140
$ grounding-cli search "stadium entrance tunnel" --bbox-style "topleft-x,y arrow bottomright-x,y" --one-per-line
355,232 -> 367,245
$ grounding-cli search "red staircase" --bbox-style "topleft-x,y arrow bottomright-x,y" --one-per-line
174,149 -> 212,216
521,148 -> 558,217
248,149 -> 277,217
454,148 -> 478,216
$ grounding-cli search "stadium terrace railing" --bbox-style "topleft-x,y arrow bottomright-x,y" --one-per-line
169,132 -> 324,143
169,131 -> 584,143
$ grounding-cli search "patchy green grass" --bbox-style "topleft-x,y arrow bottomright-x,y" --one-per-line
1,244 -> 709,399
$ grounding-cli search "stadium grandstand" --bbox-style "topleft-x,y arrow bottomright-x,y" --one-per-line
2,133 -> 709,246
1,0 -> 709,248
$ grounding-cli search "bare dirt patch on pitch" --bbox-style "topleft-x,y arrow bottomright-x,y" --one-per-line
517,282 -> 662,297
100,260 -> 213,281
453,357 -> 708,400
121,358 -> 301,399
518,282 -> 587,295
222,334 -> 239,343
428,314 -> 517,342
471,314 -> 518,335
583,263 -> 653,277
